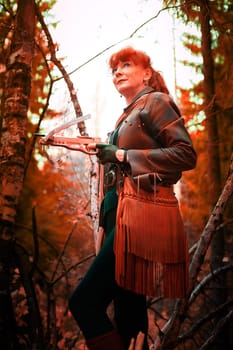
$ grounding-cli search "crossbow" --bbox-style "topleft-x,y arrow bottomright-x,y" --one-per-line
35,114 -> 101,155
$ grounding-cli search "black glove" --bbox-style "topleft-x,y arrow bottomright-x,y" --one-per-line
96,143 -> 127,165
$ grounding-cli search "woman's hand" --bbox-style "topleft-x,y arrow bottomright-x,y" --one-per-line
87,143 -> 127,164
128,332 -> 145,350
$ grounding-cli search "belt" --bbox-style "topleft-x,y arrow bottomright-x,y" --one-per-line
157,181 -> 172,188
104,168 -> 172,192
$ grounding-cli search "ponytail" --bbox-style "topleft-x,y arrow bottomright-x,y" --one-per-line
149,69 -> 170,94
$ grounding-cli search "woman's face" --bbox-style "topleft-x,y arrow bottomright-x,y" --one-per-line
112,60 -> 151,104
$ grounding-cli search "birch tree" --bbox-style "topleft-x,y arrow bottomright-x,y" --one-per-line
0,1 -> 36,348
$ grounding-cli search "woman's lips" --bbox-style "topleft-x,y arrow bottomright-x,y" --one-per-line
116,78 -> 127,84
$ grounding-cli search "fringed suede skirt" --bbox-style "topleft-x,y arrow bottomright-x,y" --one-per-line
114,177 -> 188,298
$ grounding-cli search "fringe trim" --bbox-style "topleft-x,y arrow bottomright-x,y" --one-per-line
115,254 -> 188,298
114,177 -> 189,298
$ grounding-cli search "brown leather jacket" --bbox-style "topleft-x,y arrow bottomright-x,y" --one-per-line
112,87 -> 197,192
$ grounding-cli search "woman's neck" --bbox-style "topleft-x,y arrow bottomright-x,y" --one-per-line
124,87 -> 155,108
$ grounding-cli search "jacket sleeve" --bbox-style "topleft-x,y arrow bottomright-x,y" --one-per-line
127,93 -> 197,184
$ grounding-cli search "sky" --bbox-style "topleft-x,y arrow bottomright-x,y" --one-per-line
48,0 -> 194,139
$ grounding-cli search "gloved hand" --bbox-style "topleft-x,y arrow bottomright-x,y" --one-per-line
95,143 -> 127,165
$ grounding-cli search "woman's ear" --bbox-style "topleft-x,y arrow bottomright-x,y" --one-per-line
144,67 -> 152,80
143,68 -> 152,86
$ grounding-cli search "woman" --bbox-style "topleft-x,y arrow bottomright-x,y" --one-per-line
69,46 -> 197,350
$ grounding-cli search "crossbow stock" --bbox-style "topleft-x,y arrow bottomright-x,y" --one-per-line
36,114 -> 101,155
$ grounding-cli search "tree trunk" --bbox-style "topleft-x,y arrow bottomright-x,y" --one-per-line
0,0 -> 35,227
199,5 -> 226,346
199,0 -> 221,205
0,0 -> 35,347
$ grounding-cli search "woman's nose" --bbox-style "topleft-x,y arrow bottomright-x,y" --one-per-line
114,67 -> 122,76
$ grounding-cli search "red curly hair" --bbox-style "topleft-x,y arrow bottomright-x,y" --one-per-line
109,46 -> 169,94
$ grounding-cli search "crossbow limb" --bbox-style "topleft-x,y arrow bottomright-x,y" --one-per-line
36,114 -> 101,155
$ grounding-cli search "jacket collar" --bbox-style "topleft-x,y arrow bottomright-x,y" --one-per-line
115,87 -> 155,129
123,87 -> 155,112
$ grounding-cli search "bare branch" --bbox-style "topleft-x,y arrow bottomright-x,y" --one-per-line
35,4 -> 87,136
189,153 -> 233,292
189,264 -> 233,304
50,220 -> 78,282
50,253 -> 95,287
199,310 -> 233,350
178,298 -> 233,345
65,5 -> 182,77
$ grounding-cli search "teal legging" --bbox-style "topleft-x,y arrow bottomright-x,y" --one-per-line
69,207 -> 149,349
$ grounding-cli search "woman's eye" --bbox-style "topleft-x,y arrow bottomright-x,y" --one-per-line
112,62 -> 131,75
